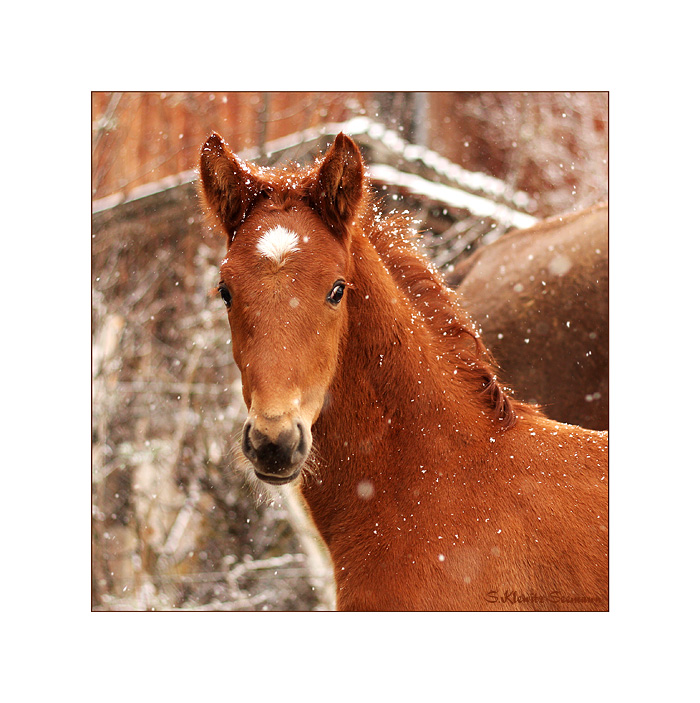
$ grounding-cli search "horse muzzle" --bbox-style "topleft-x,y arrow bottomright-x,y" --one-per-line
242,414 -> 309,484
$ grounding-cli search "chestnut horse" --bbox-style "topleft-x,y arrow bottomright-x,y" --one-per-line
448,203 -> 608,430
199,132 -> 608,611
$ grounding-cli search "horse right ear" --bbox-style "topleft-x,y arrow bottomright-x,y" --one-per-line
308,132 -> 365,240
199,133 -> 261,243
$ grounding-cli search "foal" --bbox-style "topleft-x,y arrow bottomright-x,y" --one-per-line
199,132 -> 608,611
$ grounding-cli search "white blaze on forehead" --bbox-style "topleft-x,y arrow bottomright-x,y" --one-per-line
256,226 -> 300,266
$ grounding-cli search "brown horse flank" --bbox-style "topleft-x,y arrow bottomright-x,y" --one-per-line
449,203 -> 608,430
199,132 -> 608,611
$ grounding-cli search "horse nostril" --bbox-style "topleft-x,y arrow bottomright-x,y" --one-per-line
242,420 -> 254,459
243,421 -> 275,453
295,421 -> 306,456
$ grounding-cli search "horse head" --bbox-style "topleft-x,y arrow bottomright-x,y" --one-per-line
199,132 -> 365,484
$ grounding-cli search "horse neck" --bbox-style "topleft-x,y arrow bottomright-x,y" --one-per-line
301,224 -> 505,539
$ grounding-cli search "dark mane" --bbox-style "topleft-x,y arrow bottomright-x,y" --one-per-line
361,202 -> 537,430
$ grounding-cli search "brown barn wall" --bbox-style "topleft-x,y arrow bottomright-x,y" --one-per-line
92,91 -> 608,219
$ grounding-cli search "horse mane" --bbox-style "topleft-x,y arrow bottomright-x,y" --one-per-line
359,200 -> 536,430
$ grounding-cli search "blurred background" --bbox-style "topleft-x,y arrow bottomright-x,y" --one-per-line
91,91 -> 608,610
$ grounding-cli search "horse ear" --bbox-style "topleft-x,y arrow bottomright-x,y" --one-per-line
199,133 -> 261,243
308,133 -> 365,238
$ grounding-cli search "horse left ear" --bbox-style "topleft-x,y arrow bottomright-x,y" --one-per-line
199,132 -> 262,244
308,133 -> 365,238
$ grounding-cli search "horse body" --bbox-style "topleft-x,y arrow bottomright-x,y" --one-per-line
449,203 -> 609,430
198,132 -> 608,611
309,376 -> 608,611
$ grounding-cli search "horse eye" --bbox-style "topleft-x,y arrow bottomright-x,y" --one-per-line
327,281 -> 346,305
218,282 -> 232,308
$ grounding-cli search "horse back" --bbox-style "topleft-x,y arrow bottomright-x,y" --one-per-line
452,203 -> 608,430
